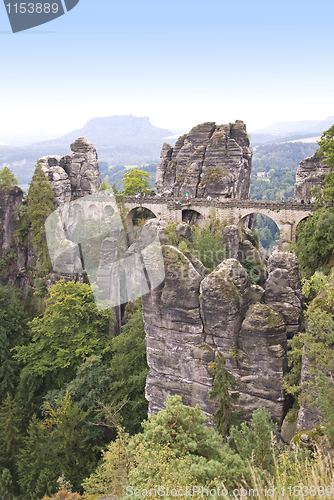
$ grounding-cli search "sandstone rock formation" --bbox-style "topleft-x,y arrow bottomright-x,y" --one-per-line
0,186 -> 27,287
156,121 -> 252,200
142,219 -> 303,428
265,252 -> 303,338
39,155 -> 72,207
39,137 -> 101,207
294,154 -> 331,203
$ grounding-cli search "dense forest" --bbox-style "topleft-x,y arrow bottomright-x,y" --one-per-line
0,128 -> 334,499
250,142 -> 318,201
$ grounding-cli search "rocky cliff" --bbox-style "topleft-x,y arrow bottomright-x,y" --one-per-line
142,220 -> 303,427
294,154 -> 331,203
0,137 -> 101,291
39,137 -> 101,207
156,121 -> 252,200
0,186 -> 28,287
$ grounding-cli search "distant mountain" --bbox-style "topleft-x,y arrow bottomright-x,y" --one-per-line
32,115 -> 172,148
0,115 -> 176,184
250,116 -> 334,146
254,120 -> 321,135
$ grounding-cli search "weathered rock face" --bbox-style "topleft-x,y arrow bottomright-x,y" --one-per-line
200,259 -> 251,373
60,137 -> 101,198
238,303 -> 287,423
39,137 -> 101,207
294,154 -> 331,203
142,220 -> 303,427
39,156 -> 72,207
265,252 -> 303,338
143,245 -> 217,422
296,351 -> 323,432
0,187 -> 27,287
156,121 -> 252,200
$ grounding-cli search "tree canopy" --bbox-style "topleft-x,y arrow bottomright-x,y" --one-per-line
0,166 -> 18,189
28,161 -> 56,271
121,167 -> 150,195
13,280 -> 115,390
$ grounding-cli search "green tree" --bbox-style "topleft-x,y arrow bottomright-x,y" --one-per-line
106,301 -> 149,434
313,124 -> 334,202
0,166 -> 18,189
294,207 -> 334,277
17,414 -> 56,500
283,269 -> 334,442
28,161 -> 56,271
189,222 -> 226,272
128,395 -> 249,490
230,407 -> 277,473
209,351 -> 243,439
0,286 -> 29,403
13,280 -> 114,390
122,168 -> 150,195
0,394 -> 21,496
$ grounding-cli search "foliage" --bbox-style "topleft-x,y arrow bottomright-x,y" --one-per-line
250,142 -> 317,201
40,393 -> 94,493
239,447 -> 334,500
14,200 -> 30,244
128,395 -> 249,491
0,394 -> 21,496
13,280 -> 114,389
208,351 -> 243,438
122,167 -> 150,195
294,207 -> 334,277
230,407 -> 277,473
43,301 -> 148,437
315,124 -> 334,169
0,286 -> 29,402
28,161 -> 56,271
105,301 -> 149,434
17,414 -> 56,499
82,432 -> 130,495
242,257 -> 261,285
100,178 -> 109,191
310,125 -> 334,203
0,166 -> 18,189
256,214 -> 279,249
284,269 -> 334,442
189,222 -> 226,272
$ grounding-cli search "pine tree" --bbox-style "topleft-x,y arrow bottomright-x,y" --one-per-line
0,166 -> 18,189
28,161 -> 56,272
0,394 -> 21,496
209,351 -> 243,438
230,407 -> 277,473
18,414 -> 56,500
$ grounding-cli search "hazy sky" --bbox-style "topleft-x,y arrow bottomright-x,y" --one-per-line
1,0 -> 334,135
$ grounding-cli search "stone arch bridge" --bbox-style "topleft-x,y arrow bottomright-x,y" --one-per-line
125,197 -> 317,249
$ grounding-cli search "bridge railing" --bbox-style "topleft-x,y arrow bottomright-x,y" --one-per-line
124,196 -> 319,212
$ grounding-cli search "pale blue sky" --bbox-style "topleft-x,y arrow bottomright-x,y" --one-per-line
1,0 -> 334,135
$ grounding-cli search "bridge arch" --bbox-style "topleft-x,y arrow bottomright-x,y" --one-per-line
294,213 -> 312,241
182,209 -> 206,227
125,205 -> 157,228
239,212 -> 280,251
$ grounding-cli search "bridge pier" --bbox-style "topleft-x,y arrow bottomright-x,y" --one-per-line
278,223 -> 293,250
